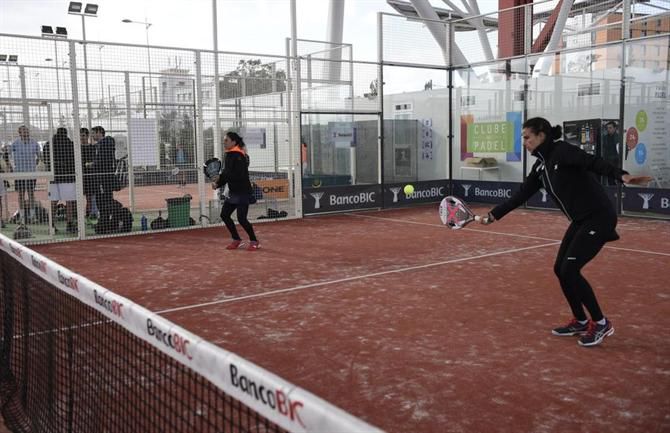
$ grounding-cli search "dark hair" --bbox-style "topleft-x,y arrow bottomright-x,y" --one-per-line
606,121 -> 617,128
55,127 -> 68,137
225,131 -> 245,148
80,127 -> 89,136
523,117 -> 562,141
92,126 -> 105,136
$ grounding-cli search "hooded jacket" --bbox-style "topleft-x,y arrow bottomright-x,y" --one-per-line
214,146 -> 252,194
490,139 -> 628,222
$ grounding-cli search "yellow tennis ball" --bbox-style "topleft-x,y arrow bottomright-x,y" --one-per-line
404,184 -> 414,195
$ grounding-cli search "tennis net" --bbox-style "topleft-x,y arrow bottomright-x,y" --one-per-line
0,234 -> 382,433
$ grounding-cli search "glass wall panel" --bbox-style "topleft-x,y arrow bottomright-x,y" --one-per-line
451,58 -> 527,183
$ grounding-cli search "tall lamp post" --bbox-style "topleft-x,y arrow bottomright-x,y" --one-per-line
41,26 -> 68,121
0,54 -> 18,98
68,2 -> 98,129
122,18 -> 153,106
44,57 -> 67,119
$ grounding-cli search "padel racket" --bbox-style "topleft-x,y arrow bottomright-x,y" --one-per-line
203,157 -> 222,181
171,167 -> 180,176
439,196 -> 480,229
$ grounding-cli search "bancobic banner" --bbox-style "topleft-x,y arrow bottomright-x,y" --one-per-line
451,180 -> 520,204
384,180 -> 448,207
623,187 -> 670,215
302,184 -> 382,214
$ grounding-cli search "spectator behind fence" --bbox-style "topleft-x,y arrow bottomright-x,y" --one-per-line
9,125 -> 41,224
0,145 -> 9,228
44,127 -> 77,234
89,126 -> 116,234
601,121 -> 620,186
80,128 -> 99,219
175,142 -> 187,188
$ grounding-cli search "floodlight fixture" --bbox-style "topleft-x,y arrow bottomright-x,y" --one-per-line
8,55 -> 18,62
68,2 -> 82,13
0,55 -> 6,62
56,27 -> 68,36
41,25 -> 54,35
84,4 -> 98,15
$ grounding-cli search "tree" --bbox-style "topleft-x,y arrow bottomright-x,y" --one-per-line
219,59 -> 287,99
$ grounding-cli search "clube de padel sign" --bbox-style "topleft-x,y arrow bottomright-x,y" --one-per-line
303,184 -> 382,214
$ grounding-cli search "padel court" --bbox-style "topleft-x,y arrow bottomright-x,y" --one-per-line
30,205 -> 670,433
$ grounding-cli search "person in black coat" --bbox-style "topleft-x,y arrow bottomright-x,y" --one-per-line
89,126 -> 116,233
212,132 -> 259,251
601,121 -> 620,186
43,127 -> 77,233
477,117 -> 651,348
80,128 -> 99,219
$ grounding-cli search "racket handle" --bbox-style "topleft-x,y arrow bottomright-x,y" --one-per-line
474,215 -> 481,222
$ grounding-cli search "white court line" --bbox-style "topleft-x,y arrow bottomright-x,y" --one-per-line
348,213 -> 670,257
156,241 -> 560,315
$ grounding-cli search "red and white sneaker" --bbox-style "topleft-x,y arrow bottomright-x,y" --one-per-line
578,319 -> 614,347
247,241 -> 260,251
226,240 -> 243,250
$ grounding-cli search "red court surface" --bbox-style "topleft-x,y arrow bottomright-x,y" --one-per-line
29,205 -> 670,433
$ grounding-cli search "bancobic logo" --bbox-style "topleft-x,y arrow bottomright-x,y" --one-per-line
9,244 -> 22,258
473,187 -> 512,198
31,255 -> 47,273
229,363 -> 305,428
94,290 -> 124,317
637,192 -> 669,209
406,186 -> 444,199
57,271 -> 79,291
146,318 -> 192,360
638,193 -> 654,209
329,192 -> 375,206
390,187 -> 401,203
310,192 -> 324,209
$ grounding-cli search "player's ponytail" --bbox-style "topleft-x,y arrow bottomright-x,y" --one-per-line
523,117 -> 562,142
225,131 -> 246,148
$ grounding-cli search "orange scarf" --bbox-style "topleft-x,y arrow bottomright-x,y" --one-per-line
226,145 -> 246,155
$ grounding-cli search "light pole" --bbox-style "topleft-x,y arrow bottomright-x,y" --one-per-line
68,2 -> 98,129
33,71 -> 41,101
44,58 -> 65,120
0,54 -> 18,98
98,45 -> 104,118
122,18 -> 153,105
41,26 -> 68,121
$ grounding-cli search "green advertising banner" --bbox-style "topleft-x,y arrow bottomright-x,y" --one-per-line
467,121 -> 514,152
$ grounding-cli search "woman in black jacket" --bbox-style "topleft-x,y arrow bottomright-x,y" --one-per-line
478,117 -> 651,347
44,127 -> 77,233
212,132 -> 259,251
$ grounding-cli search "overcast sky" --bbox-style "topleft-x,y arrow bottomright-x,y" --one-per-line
0,1 -> 516,97
0,0 -> 490,60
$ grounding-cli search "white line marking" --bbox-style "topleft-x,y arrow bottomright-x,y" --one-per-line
347,213 -> 670,257
348,213 -> 559,241
156,241 -> 560,314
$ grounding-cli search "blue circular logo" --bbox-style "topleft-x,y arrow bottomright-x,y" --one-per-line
635,142 -> 647,165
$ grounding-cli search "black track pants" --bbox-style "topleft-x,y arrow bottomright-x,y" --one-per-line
220,201 -> 257,242
553,211 -> 617,322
